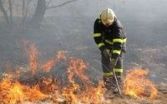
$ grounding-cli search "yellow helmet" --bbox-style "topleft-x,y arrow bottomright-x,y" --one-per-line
100,8 -> 115,26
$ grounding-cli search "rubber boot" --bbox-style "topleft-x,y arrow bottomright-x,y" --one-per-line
112,76 -> 123,94
103,76 -> 115,99
103,76 -> 113,90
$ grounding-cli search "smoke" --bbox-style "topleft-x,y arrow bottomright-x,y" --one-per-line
0,0 -> 167,83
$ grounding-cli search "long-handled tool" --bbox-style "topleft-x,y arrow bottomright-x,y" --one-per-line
110,57 -> 122,96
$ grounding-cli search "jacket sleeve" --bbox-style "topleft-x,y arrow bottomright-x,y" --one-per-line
93,19 -> 105,50
112,19 -> 127,59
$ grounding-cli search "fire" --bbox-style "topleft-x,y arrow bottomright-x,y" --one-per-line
24,85 -> 47,101
0,41 -> 105,103
0,79 -> 24,104
123,68 -> 158,99
62,58 -> 104,103
41,51 -> 66,72
23,40 -> 38,74
23,40 -> 66,73
26,42 -> 38,75
1,41 -> 160,103
79,81 -> 105,103
0,74 -> 47,104
67,58 -> 90,84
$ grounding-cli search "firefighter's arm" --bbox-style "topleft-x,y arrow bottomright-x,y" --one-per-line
112,20 -> 127,59
122,37 -> 127,53
121,27 -> 127,53
93,19 -> 105,51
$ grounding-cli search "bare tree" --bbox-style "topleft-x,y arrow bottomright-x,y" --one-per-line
47,0 -> 78,9
0,0 -> 79,30
8,0 -> 13,25
29,0 -> 46,28
0,0 -> 9,24
22,0 -> 25,27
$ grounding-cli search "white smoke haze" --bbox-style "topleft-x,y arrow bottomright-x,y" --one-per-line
0,1 -> 166,102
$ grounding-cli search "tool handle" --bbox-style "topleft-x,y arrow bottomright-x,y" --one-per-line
110,57 -> 122,96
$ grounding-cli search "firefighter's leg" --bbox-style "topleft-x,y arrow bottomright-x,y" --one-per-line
114,56 -> 123,78
101,52 -> 113,90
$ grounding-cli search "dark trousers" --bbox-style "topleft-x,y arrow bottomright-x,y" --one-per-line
101,51 -> 123,77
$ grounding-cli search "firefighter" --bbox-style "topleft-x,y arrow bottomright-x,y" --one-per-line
93,8 -> 127,94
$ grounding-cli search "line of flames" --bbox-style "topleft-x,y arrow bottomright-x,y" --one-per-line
0,41 -> 158,104
123,68 -> 158,99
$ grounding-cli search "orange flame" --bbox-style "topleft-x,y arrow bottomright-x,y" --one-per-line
0,41 -> 106,103
28,43 -> 38,74
23,40 -> 38,74
123,68 -> 158,99
61,58 -> 88,103
67,58 -> 90,84
61,58 -> 104,103
41,51 -> 66,72
79,81 -> 105,103
0,74 -> 47,104
0,56 -> 105,104
24,85 -> 47,101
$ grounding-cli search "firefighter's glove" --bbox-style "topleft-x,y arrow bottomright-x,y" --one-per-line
122,44 -> 126,53
101,49 -> 110,59
111,58 -> 116,68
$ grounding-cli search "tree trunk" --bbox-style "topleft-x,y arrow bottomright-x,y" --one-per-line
22,0 -> 25,29
0,0 -> 9,24
8,0 -> 13,26
30,0 -> 46,28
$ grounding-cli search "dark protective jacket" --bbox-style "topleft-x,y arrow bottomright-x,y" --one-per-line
93,18 -> 127,59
